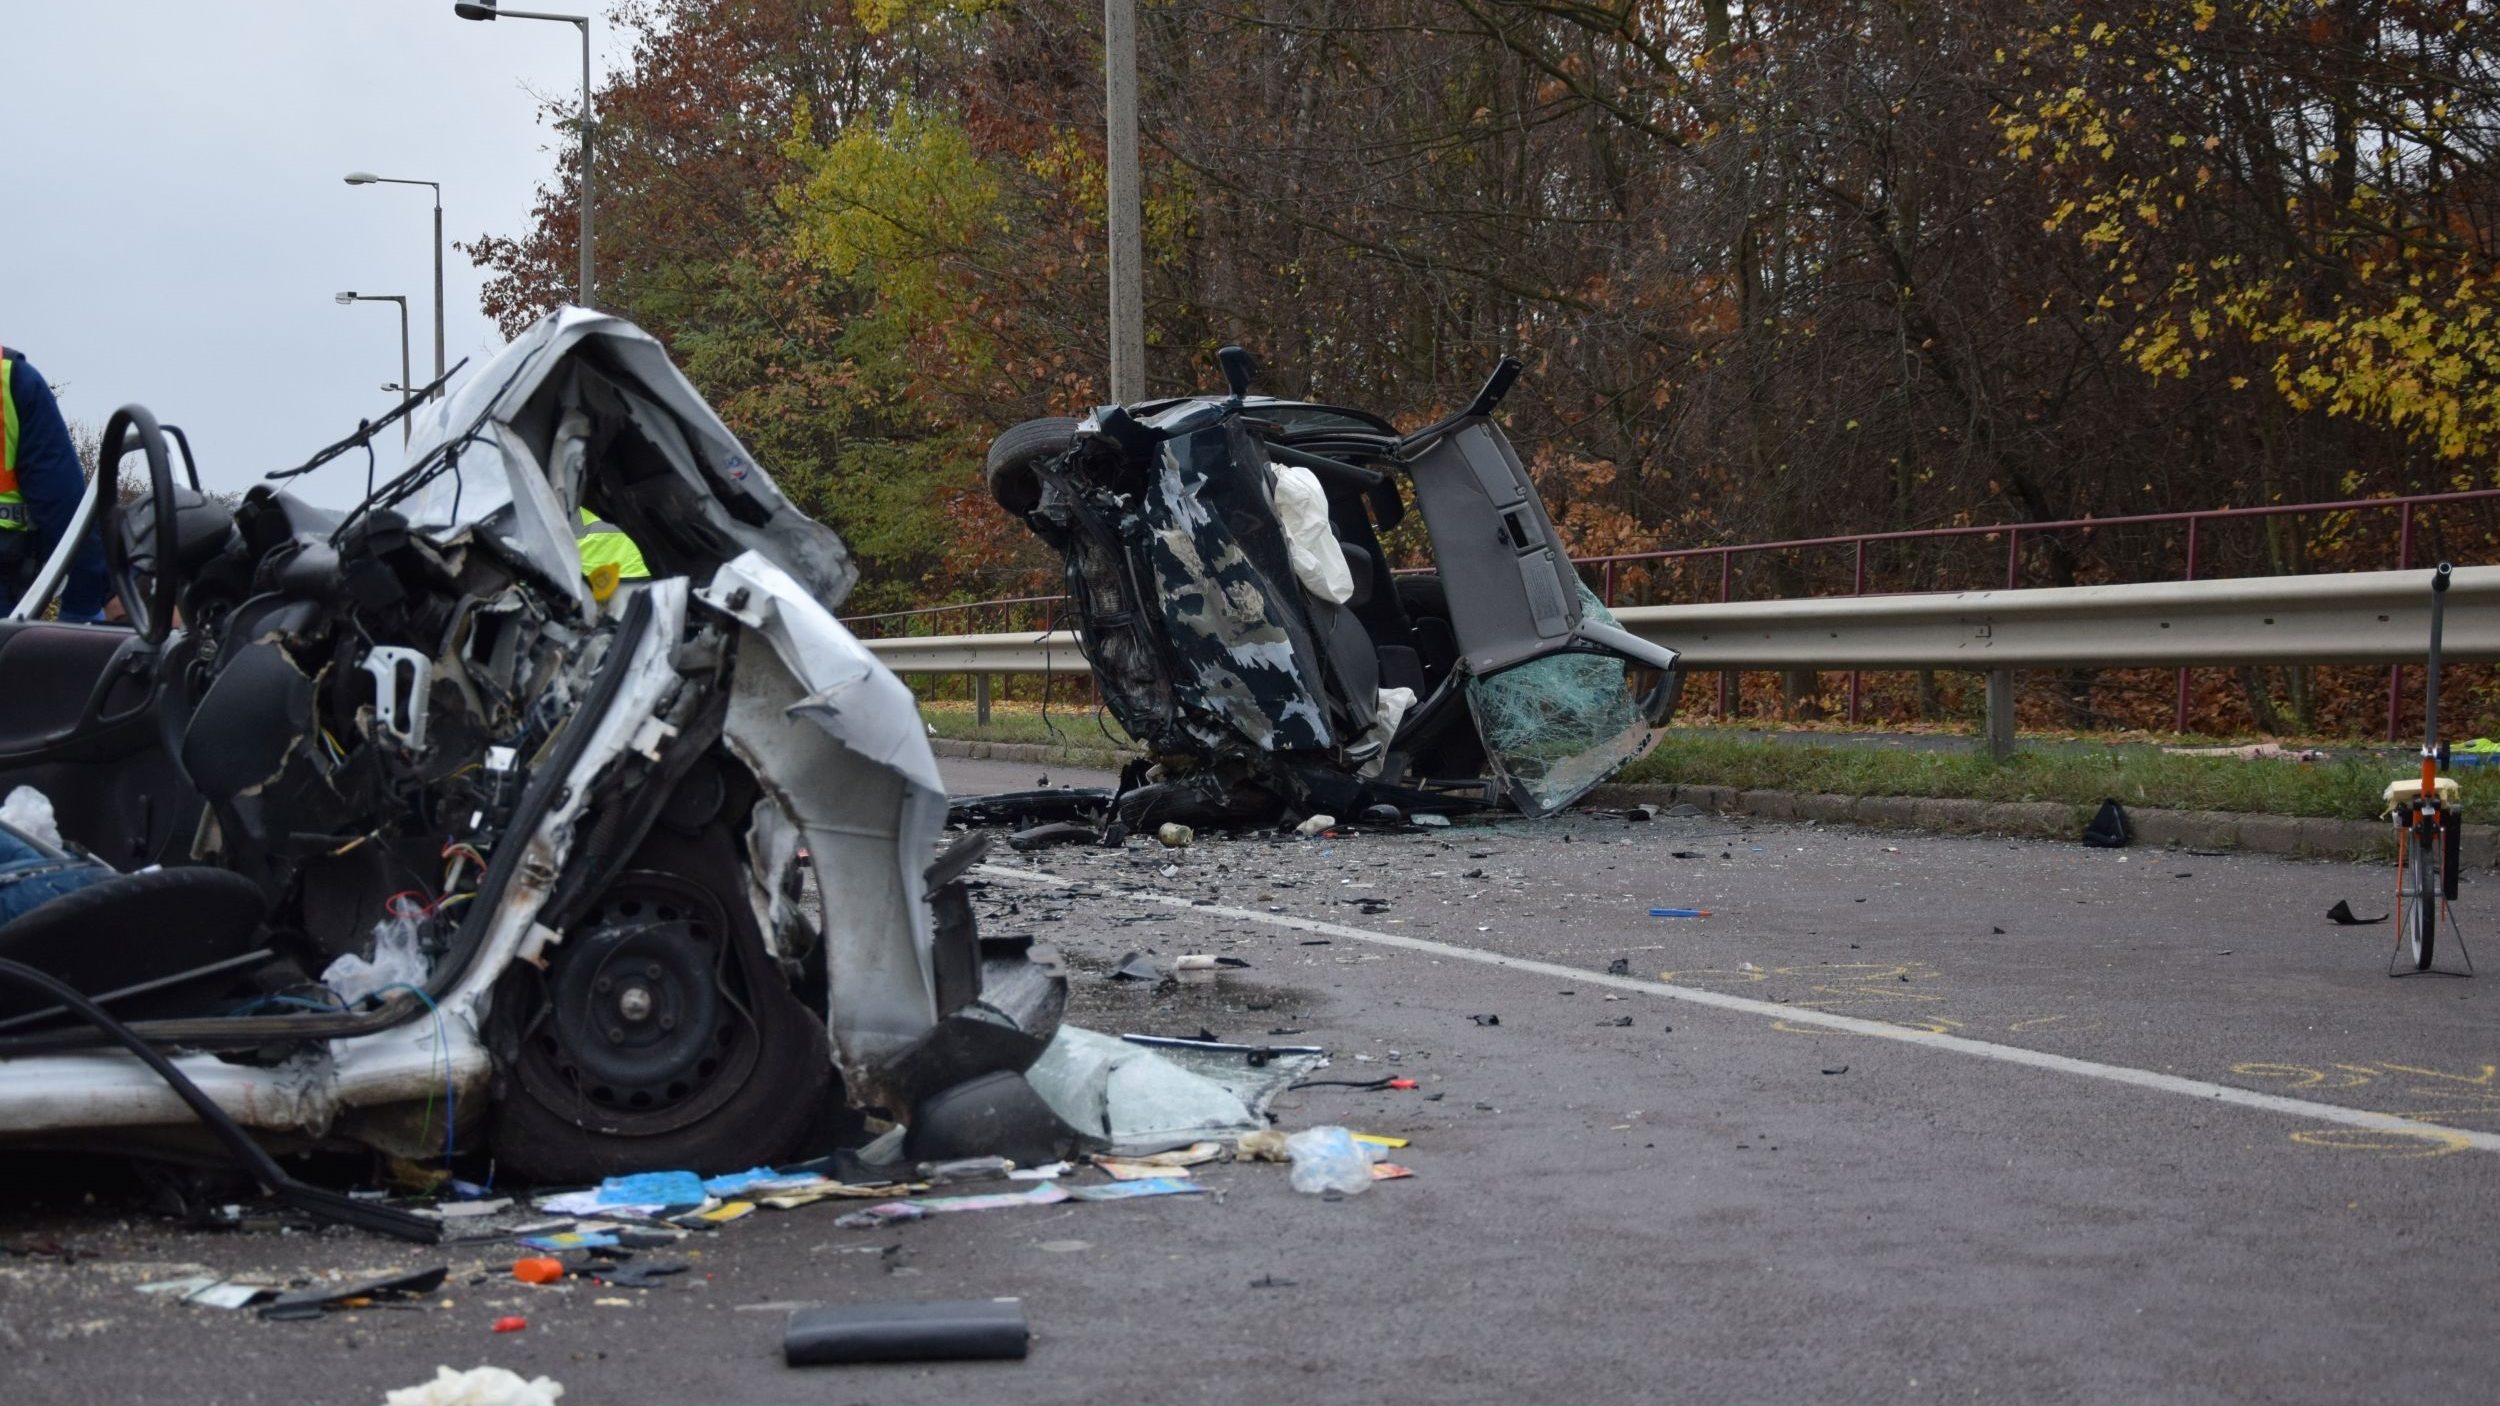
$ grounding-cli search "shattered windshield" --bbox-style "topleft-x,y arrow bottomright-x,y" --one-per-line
1465,587 -> 1659,814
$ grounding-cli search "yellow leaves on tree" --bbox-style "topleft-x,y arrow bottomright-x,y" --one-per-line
779,96 -> 1004,375
1992,4 -> 2500,463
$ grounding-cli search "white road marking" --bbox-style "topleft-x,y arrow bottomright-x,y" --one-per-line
979,863 -> 2500,1154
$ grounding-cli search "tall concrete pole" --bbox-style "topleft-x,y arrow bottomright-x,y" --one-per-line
577,15 -> 594,309
1104,0 -> 1144,402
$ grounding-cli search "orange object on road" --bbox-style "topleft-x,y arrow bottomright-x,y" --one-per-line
492,1315 -> 529,1333
512,1258 -> 564,1284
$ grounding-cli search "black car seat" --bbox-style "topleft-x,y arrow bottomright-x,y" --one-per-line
0,866 -> 271,1025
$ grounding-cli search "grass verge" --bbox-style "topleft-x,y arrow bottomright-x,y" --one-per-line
919,700 -> 1140,755
920,701 -> 2412,819
1616,734 -> 2399,820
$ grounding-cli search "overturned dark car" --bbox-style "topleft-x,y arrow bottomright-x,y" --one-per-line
0,312 -> 1071,1199
982,350 -> 1680,829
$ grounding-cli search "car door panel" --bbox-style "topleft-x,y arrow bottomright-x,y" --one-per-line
0,620 -> 194,869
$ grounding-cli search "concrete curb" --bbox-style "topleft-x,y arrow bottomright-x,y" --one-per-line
1584,781 -> 2494,865
928,736 -> 2474,866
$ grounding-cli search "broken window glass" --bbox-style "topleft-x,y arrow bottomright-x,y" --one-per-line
1465,586 -> 1656,815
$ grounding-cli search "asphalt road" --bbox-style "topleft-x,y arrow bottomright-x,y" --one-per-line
5,765 -> 2497,1404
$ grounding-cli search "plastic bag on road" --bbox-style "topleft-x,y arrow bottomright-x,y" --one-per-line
1286,1125 -> 1379,1195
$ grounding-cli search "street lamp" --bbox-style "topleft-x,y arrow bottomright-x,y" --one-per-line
455,0 -> 595,309
344,172 -> 444,398
337,292 -> 413,446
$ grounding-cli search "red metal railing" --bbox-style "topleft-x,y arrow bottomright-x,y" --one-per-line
846,486 -> 2500,739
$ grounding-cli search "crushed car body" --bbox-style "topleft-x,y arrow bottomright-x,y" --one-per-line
0,309 -> 1069,1183
980,350 -> 1681,829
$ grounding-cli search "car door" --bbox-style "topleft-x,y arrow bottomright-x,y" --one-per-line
1403,416 -> 1680,813
0,618 -> 192,870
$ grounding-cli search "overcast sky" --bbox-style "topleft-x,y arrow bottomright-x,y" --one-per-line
12,2 -> 618,509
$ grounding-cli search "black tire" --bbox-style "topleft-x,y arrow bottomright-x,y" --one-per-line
985,417 -> 1079,515
2406,818 -> 2441,971
490,850 -> 833,1182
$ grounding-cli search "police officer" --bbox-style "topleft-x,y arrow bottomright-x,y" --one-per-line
0,347 -> 111,622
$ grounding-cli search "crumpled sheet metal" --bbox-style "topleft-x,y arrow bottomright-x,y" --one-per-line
399,307 -> 857,612
1144,423 -> 1334,754
699,552 -> 953,1096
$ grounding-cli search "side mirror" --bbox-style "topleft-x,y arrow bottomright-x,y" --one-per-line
1216,345 -> 1255,401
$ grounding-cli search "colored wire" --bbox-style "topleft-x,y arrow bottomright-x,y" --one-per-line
373,982 -> 454,1164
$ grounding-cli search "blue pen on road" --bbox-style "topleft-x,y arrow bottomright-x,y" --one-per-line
1648,907 -> 1711,919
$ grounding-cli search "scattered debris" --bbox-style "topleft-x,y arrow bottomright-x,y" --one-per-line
1062,1178 -> 1207,1202
1109,951 -> 1163,983
1007,821 -> 1099,852
1606,958 -> 1631,975
835,1184 -> 1073,1228
1648,907 -> 1710,919
2328,900 -> 2390,926
2082,798 -> 2131,848
1094,1158 -> 1198,1181
491,1316 -> 530,1335
588,1259 -> 691,1289
1285,1126 -> 1378,1195
1237,1129 -> 1292,1162
784,1299 -> 1031,1366
512,1258 -> 565,1285
1294,815 -> 1338,838
256,1267 -> 448,1322
1156,823 -> 1196,849
1249,1274 -> 1298,1288
1370,1163 -> 1415,1181
1413,814 -> 1451,828
1470,1013 -> 1501,1026
1822,1065 -> 1849,1076
1627,804 -> 1659,822
1603,1016 -> 1634,1027
385,1366 -> 563,1406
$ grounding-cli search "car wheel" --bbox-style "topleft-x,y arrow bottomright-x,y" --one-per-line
489,866 -> 830,1182
985,417 -> 1079,515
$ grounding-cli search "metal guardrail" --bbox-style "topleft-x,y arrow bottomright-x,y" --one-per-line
864,565 -> 2494,758
849,486 -> 2500,738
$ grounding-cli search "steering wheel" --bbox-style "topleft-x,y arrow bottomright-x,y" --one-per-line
99,404 -> 181,644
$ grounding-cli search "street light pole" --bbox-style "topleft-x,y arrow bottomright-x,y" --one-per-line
454,1 -> 595,309
1104,0 -> 1144,402
337,293 -> 413,446
343,173 -> 445,395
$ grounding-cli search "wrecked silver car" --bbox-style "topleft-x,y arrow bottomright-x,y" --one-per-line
0,310 -> 1066,1196
984,350 -> 1681,828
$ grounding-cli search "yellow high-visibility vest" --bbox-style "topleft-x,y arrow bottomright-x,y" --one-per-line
0,351 -> 28,532
576,507 -> 649,600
